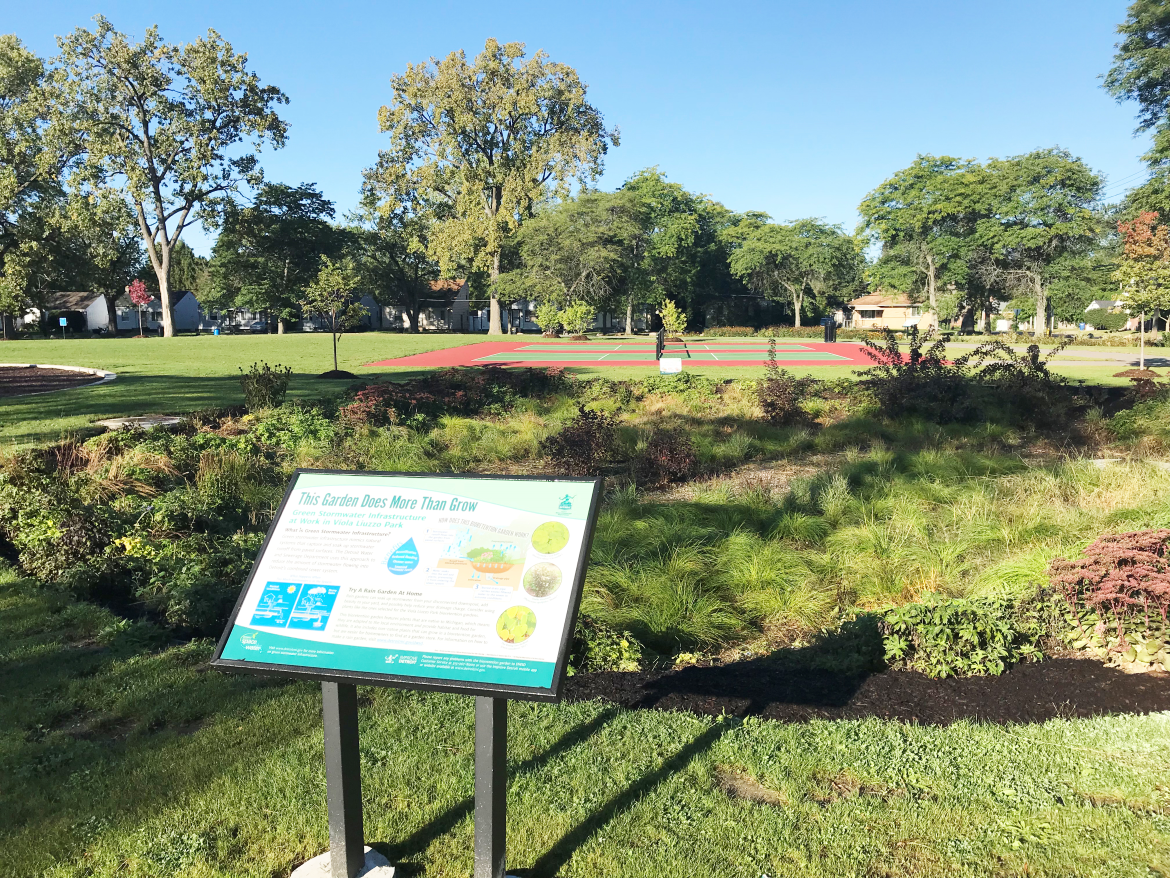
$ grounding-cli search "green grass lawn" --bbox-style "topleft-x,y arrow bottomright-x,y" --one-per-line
0,334 -> 1135,448
3,570 -> 1168,878
0,333 -> 481,448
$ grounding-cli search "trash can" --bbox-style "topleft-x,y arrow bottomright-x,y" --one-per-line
821,318 -> 837,343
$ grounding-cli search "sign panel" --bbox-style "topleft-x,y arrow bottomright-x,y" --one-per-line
659,357 -> 683,374
212,470 -> 601,701
58,317 -> 68,326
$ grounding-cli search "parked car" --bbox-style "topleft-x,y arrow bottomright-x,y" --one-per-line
247,320 -> 268,333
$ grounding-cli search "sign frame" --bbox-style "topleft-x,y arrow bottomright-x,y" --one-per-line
210,468 -> 603,703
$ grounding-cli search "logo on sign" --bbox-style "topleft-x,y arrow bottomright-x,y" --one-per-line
558,494 -> 574,514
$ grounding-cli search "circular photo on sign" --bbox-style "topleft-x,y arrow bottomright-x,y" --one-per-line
497,606 -> 537,645
523,563 -> 562,599
530,521 -> 570,556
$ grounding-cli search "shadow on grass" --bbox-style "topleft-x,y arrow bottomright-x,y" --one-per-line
517,722 -> 728,878
379,707 -> 622,872
380,711 -> 729,878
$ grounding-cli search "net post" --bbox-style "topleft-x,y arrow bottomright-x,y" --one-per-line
474,695 -> 508,878
322,681 -> 365,878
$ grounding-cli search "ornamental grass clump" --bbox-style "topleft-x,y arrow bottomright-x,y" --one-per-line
1048,529 -> 1170,670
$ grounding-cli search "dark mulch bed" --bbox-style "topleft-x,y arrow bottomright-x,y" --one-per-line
0,366 -> 101,397
564,656 -> 1170,725
318,369 -> 358,379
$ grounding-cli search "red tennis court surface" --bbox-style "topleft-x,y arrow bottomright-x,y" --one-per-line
365,338 -> 875,368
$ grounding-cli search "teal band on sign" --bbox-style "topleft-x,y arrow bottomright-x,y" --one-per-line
220,625 -> 556,688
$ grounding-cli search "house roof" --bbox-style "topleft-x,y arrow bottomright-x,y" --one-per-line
847,291 -> 914,309
113,290 -> 194,308
1085,299 -> 1123,311
40,291 -> 108,311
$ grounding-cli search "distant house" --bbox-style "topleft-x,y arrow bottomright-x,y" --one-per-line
20,291 -> 116,332
113,291 -> 203,332
355,279 -> 474,331
844,292 -> 928,330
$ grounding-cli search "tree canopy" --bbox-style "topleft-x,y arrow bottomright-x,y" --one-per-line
366,38 -> 617,334
973,149 -> 1103,336
207,183 -> 337,329
857,156 -> 979,313
55,16 -> 288,336
728,218 -> 863,327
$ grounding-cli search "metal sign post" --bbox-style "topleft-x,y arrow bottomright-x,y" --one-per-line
323,682 -> 365,878
474,697 -> 509,878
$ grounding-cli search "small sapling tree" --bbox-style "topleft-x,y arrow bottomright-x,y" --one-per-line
127,278 -> 151,337
559,300 -> 595,338
657,299 -> 687,337
300,256 -> 365,374
534,301 -> 563,336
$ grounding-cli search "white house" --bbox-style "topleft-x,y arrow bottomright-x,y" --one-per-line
20,291 -> 116,332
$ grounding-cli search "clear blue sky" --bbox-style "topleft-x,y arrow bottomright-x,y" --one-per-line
12,0 -> 1151,255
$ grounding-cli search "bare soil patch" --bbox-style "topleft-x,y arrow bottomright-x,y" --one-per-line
564,656 -> 1170,725
0,365 -> 104,397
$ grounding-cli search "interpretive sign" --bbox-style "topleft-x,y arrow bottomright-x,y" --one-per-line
212,470 -> 601,701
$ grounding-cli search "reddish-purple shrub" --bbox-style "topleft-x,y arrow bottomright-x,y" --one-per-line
633,429 -> 698,487
1048,529 -> 1170,658
542,406 -> 617,476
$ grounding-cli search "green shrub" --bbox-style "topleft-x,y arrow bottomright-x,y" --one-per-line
1089,310 -> 1129,332
704,326 -> 756,337
251,403 -> 335,451
570,619 -> 643,673
239,362 -> 293,411
881,594 -> 1048,678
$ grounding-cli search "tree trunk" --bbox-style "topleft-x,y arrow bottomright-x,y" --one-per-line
156,246 -> 175,338
924,250 -> 938,312
2,313 -> 13,340
793,291 -> 803,328
1140,311 -> 1146,371
625,297 -> 634,335
332,309 -> 339,372
138,306 -> 143,337
408,307 -> 419,333
277,318 -> 285,334
488,251 -> 503,335
1033,275 -> 1046,339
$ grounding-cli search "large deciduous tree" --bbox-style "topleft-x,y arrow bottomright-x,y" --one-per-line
974,149 -> 1102,337
0,35 -> 89,337
56,16 -> 288,336
857,156 -> 980,315
727,219 -> 863,327
208,183 -> 337,331
1106,0 -> 1170,174
367,38 -> 617,335
1115,210 -> 1170,368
